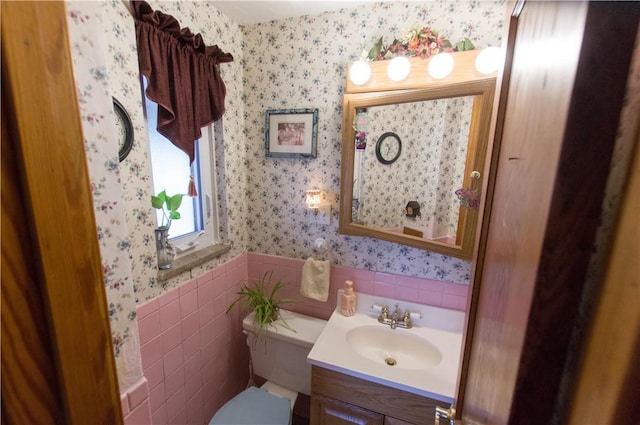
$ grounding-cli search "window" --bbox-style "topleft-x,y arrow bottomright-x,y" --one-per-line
143,80 -> 219,255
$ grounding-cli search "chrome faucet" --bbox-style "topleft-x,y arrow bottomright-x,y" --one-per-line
374,303 -> 420,329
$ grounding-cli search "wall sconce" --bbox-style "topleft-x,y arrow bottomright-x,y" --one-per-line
306,189 -> 330,224
428,53 -> 455,79
387,56 -> 411,82
349,60 -> 372,85
306,189 -> 322,210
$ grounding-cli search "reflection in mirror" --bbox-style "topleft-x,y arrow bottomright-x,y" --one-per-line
339,51 -> 497,259
353,96 -> 474,245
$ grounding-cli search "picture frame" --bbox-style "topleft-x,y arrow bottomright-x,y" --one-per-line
265,108 -> 318,158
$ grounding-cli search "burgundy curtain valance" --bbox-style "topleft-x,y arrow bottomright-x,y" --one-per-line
131,1 -> 233,163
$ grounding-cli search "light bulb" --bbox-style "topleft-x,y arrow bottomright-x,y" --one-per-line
387,56 -> 411,82
349,60 -> 372,85
428,53 -> 454,79
475,46 -> 502,74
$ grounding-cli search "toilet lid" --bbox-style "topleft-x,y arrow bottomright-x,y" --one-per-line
209,387 -> 291,425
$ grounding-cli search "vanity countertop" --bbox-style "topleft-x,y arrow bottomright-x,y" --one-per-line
307,291 -> 465,403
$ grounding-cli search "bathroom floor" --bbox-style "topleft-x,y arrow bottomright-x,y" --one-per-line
292,394 -> 310,425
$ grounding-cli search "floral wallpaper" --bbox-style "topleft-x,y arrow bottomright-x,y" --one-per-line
66,1 -> 143,392
65,0 -> 505,391
356,96 -> 473,239
98,0 -> 248,303
64,0 -> 639,397
66,0 -> 247,392
242,1 -> 505,279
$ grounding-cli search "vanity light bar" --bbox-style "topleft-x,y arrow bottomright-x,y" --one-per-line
346,47 -> 501,92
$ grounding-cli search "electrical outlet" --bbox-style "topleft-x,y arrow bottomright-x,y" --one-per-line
308,204 -> 331,225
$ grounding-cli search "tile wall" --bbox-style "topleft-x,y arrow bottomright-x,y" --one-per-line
246,253 -> 470,320
125,252 -> 469,424
126,255 -> 250,424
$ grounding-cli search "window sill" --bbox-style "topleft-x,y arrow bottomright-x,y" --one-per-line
157,244 -> 231,282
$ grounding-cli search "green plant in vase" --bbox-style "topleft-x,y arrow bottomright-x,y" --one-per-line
226,271 -> 296,336
151,190 -> 184,229
151,190 -> 184,269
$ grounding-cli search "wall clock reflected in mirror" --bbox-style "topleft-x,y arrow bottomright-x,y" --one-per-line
375,131 -> 402,165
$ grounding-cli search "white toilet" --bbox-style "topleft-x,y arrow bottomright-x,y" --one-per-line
209,309 -> 327,425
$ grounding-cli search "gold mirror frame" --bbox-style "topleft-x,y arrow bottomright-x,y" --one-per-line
339,51 -> 496,259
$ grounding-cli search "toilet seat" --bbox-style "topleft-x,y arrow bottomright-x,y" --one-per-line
208,386 -> 291,425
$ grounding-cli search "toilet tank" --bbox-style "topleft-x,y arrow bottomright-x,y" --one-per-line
243,309 -> 326,396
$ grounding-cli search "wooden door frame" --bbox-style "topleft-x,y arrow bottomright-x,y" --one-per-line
507,3 -> 638,422
455,0 -> 522,414
1,2 -> 123,423
458,1 -> 639,423
565,130 -> 640,424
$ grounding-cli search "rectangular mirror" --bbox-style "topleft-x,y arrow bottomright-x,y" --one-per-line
339,52 -> 496,259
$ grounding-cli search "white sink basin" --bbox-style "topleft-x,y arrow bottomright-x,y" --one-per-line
307,292 -> 465,402
346,325 -> 442,369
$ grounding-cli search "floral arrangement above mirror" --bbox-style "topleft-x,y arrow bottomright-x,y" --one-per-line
363,27 -> 475,61
348,25 -> 501,89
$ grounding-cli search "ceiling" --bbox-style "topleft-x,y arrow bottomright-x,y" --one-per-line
210,1 -> 376,25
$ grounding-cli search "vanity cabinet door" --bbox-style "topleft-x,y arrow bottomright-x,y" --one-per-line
311,366 -> 444,424
384,417 -> 416,425
311,393 -> 384,425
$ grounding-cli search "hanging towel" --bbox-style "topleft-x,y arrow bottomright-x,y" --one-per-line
300,258 -> 330,302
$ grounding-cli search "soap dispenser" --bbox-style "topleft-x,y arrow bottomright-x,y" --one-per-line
340,280 -> 357,317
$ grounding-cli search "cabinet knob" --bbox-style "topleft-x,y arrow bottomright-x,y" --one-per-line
435,405 -> 456,425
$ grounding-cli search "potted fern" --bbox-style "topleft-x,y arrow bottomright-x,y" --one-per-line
226,272 -> 296,335
151,190 -> 184,269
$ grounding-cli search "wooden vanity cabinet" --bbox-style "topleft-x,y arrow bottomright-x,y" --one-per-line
383,417 -> 416,425
312,394 -> 384,425
310,366 -> 448,425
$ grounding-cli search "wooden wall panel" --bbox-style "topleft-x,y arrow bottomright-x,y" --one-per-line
509,3 -> 639,422
1,2 -> 123,423
2,92 -> 65,425
462,2 -> 588,422
461,1 -> 639,423
566,134 -> 640,424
